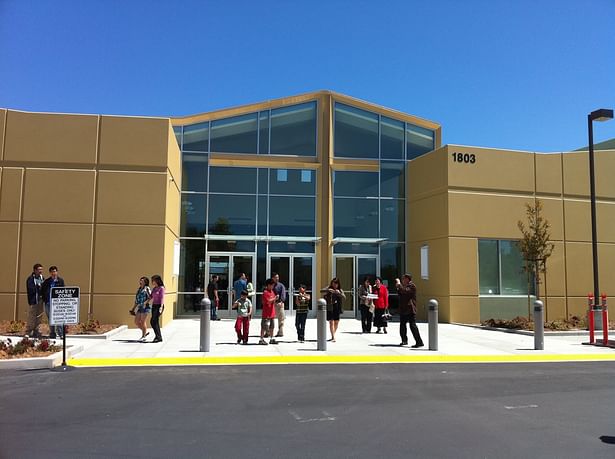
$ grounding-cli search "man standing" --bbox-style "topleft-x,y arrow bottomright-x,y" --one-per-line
207,274 -> 220,321
41,266 -> 66,339
25,263 -> 45,338
232,273 -> 247,303
395,274 -> 424,348
272,272 -> 287,338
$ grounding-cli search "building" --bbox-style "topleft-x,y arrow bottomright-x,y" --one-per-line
1,90 -> 614,327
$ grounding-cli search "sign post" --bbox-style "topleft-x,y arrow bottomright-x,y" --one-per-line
50,287 -> 80,370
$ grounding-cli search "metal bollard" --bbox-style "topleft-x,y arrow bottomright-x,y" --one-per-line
200,297 -> 211,352
428,299 -> 438,351
533,300 -> 544,350
317,298 -> 327,351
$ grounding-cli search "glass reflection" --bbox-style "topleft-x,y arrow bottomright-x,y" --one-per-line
268,196 -> 315,236
333,171 -> 378,198
407,124 -> 435,159
180,194 -> 206,237
269,169 -> 315,196
381,116 -> 404,159
380,161 -> 405,198
270,102 -> 317,156
333,198 -> 378,238
182,153 -> 207,192
179,239 -> 205,292
183,122 -> 209,152
334,103 -> 379,159
208,194 -> 256,235
210,113 -> 258,154
259,111 -> 269,154
380,243 -> 404,286
380,199 -> 404,241
208,166 -> 257,194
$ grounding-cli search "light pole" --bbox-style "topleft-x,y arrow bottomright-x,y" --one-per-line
588,108 -> 614,308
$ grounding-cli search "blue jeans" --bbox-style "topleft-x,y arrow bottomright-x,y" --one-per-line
44,303 -> 64,338
210,300 -> 218,320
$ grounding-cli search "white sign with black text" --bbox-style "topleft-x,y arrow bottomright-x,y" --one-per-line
50,287 -> 80,325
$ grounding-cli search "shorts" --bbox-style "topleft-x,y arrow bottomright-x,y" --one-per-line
136,305 -> 151,314
261,318 -> 275,332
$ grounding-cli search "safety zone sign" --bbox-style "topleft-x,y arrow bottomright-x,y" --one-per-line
50,287 -> 80,325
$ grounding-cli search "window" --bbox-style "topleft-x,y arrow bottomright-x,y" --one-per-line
173,126 -> 182,149
182,153 -> 208,192
333,198 -> 378,238
208,167 -> 257,194
334,103 -> 379,159
380,199 -> 404,241
210,113 -> 258,154
380,161 -> 405,198
207,195 -> 256,236
333,171 -> 378,197
270,102 -> 317,156
479,239 -> 532,295
381,116 -> 404,159
183,122 -> 209,152
407,124 -> 435,159
421,245 -> 429,280
269,169 -> 315,196
268,196 -> 315,237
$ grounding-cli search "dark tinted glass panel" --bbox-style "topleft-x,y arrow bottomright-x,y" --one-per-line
479,240 -> 499,294
183,122 -> 209,152
407,124 -> 435,159
258,168 -> 268,194
208,194 -> 256,235
179,239 -> 205,292
500,240 -> 527,295
333,243 -> 378,254
334,103 -> 378,159
380,243 -> 404,289
270,102 -> 317,156
207,240 -> 255,252
380,161 -> 405,198
269,169 -> 315,196
333,198 -> 378,238
182,153 -> 208,192
258,111 -> 269,154
181,194 -> 206,237
333,171 -> 378,197
210,113 -> 258,154
208,167 -> 257,194
269,196 -> 315,237
178,293 -> 206,315
257,196 -> 267,235
173,126 -> 182,149
381,116 -> 404,159
255,242 -> 267,310
380,199 -> 405,241
268,242 -> 315,253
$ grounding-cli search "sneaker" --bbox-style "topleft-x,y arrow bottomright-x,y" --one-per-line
275,333 -> 283,338
269,338 -> 278,344
400,342 -> 408,346
411,343 -> 424,348
383,329 -> 387,334
259,338 -> 268,345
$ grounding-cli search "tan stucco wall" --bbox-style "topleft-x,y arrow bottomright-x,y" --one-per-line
431,145 -> 615,323
0,109 -> 180,328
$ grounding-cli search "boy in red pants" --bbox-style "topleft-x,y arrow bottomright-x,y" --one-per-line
232,290 -> 252,345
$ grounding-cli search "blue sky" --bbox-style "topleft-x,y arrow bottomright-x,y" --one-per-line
1,0 -> 614,151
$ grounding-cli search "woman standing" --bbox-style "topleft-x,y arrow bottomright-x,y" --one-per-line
149,275 -> 165,343
358,276 -> 374,333
134,277 -> 151,341
324,278 -> 345,342
373,277 -> 389,334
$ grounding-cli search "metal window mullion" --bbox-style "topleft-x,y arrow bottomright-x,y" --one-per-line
268,109 -> 271,155
497,240 -> 502,295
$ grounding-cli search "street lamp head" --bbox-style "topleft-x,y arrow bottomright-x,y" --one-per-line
589,108 -> 614,122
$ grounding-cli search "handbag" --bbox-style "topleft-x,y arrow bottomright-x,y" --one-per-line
382,308 -> 392,321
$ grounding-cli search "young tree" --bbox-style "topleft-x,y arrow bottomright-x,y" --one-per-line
517,200 -> 555,317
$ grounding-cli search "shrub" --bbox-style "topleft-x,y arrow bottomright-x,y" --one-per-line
6,320 -> 26,334
78,319 -> 100,334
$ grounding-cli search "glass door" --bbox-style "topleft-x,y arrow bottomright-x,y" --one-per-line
334,255 -> 378,318
268,254 -> 315,315
207,253 -> 255,318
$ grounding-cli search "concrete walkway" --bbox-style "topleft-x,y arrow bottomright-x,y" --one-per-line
65,317 -> 615,367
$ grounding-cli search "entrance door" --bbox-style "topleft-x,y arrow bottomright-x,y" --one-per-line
268,255 -> 315,316
333,255 -> 378,317
206,253 -> 255,318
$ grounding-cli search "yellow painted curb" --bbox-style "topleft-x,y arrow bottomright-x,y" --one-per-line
68,353 -> 615,367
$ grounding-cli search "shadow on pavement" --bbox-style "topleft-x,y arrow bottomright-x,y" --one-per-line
599,435 -> 615,444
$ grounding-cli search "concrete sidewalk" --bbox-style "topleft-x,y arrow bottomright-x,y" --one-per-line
65,316 -> 615,367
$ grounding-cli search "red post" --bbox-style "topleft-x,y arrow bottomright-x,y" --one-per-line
601,293 -> 608,346
588,293 -> 595,344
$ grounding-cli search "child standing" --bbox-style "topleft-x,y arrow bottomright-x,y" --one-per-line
294,285 -> 311,343
232,290 -> 252,345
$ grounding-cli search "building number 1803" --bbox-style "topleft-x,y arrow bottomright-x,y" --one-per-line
452,152 -> 476,164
